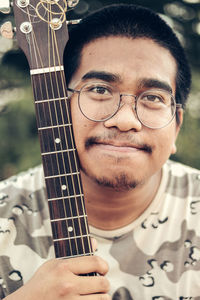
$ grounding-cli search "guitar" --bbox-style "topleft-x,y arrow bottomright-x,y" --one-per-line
10,0 -> 94,262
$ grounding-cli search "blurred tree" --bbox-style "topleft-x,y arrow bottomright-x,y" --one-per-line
0,0 -> 199,180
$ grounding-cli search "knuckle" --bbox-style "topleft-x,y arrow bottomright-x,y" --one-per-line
58,281 -> 76,297
94,256 -> 109,274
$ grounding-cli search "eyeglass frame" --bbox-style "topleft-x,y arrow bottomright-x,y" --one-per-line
67,83 -> 182,129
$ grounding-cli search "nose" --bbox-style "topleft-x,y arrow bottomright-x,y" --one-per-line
104,94 -> 142,132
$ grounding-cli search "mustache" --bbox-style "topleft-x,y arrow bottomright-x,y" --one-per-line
85,134 -> 153,154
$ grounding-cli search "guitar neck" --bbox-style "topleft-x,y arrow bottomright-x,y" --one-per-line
31,70 -> 93,259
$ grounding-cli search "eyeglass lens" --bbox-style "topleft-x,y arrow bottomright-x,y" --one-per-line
78,83 -> 176,128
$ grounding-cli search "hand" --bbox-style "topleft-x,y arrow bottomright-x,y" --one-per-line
5,255 -> 111,300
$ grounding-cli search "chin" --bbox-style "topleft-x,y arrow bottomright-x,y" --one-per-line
82,163 -> 140,191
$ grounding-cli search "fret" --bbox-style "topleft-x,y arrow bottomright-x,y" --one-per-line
53,235 -> 89,242
35,96 -> 71,128
48,195 -> 86,220
32,71 -> 67,100
54,236 -> 92,258
48,194 -> 84,201
35,97 -> 68,104
38,126 -> 75,153
42,151 -> 79,177
38,124 -> 72,130
41,148 -> 76,156
45,169 -> 83,199
51,216 -> 88,239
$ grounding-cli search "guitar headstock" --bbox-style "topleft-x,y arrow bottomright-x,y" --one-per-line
1,0 -> 80,69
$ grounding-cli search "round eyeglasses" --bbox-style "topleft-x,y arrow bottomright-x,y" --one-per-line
67,82 -> 182,129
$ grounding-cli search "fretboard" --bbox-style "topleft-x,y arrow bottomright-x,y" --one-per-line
31,69 -> 93,259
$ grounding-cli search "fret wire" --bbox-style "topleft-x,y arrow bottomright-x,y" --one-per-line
50,215 -> 87,222
44,172 -> 80,179
35,96 -> 68,103
56,253 -> 94,260
41,148 -> 76,156
48,194 -> 84,201
38,123 -> 72,130
53,234 -> 90,242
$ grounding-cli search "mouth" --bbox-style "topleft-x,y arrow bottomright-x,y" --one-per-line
85,137 -> 152,154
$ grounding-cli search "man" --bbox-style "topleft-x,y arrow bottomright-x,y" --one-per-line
1,3 -> 200,300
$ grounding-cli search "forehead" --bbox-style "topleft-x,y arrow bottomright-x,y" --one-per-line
70,36 -> 177,92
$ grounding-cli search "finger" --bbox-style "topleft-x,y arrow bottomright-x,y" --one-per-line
62,255 -> 109,276
79,294 -> 111,300
91,237 -> 98,252
78,275 -> 110,295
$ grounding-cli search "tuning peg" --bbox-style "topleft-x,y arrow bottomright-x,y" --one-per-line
0,0 -> 11,14
0,21 -> 15,39
67,0 -> 79,8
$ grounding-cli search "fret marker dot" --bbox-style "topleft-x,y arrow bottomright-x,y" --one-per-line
61,184 -> 67,191
68,226 -> 73,232
55,138 -> 61,144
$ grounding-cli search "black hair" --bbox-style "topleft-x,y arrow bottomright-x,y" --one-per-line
64,3 -> 191,110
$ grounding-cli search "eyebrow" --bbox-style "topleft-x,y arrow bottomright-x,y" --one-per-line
82,71 -> 121,83
138,78 -> 173,94
81,71 -> 173,94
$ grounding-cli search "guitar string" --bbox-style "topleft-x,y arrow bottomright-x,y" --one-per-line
51,30 -> 93,254
44,0 -> 88,256
50,22 -> 90,256
26,6 -> 65,257
45,3 -> 73,257
50,17 -> 92,256
49,20 -> 80,256
27,0 -> 93,258
48,2 -> 89,257
43,1 -> 82,257
45,2 -> 75,257
27,2 -> 73,257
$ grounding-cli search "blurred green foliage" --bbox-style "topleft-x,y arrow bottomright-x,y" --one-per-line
0,0 -> 200,180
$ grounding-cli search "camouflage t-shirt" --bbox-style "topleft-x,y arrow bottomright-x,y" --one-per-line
0,160 -> 200,299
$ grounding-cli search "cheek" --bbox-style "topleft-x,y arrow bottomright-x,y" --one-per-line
70,98 -> 91,153
153,127 -> 177,159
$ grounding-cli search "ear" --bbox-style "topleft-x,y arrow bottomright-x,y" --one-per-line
171,108 -> 183,155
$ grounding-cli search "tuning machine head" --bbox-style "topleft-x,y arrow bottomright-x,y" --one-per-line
67,0 -> 79,8
0,0 -> 12,14
0,21 -> 15,39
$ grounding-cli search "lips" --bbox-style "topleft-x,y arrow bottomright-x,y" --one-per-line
85,136 -> 152,153
96,141 -> 144,150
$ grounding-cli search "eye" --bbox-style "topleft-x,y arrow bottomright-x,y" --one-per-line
89,85 -> 111,95
142,94 -> 164,103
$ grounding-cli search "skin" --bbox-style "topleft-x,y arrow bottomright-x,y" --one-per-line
70,36 -> 183,230
5,36 -> 183,299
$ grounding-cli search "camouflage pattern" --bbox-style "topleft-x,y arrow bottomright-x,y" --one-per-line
0,160 -> 200,299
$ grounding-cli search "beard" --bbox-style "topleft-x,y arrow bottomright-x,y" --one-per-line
81,164 -> 140,192
79,130 -> 153,191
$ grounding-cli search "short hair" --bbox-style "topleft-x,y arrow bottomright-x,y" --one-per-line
64,3 -> 191,109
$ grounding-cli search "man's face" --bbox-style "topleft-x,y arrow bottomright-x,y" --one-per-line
69,36 -> 182,190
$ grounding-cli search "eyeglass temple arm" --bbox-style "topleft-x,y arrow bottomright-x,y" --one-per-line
176,103 -> 183,109
67,87 -> 79,94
